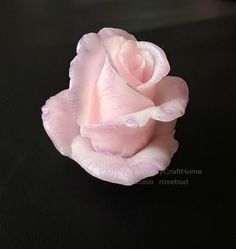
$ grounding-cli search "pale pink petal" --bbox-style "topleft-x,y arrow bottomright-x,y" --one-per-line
81,120 -> 156,157
99,35 -> 127,59
96,35 -> 141,89
71,132 -> 178,186
131,60 -> 146,82
89,56 -> 154,124
97,27 -> 136,63
113,76 -> 189,126
98,29 -> 140,88
41,90 -> 80,156
116,40 -> 146,87
69,33 -> 106,126
108,40 -> 169,91
139,49 -> 155,82
138,84 -> 158,100
137,42 -> 170,91
154,76 -> 189,106
94,35 -> 142,90
98,27 -> 136,42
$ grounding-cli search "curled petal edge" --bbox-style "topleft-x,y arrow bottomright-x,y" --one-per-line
85,76 -> 188,129
41,90 -> 80,156
71,131 -> 178,186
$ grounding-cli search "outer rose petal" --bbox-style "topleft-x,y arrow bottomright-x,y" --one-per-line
81,120 -> 156,157
69,33 -> 106,126
106,76 -> 189,127
154,76 -> 189,106
71,131 -> 178,186
41,90 -> 80,156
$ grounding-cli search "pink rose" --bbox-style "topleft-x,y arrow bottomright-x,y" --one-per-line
41,27 -> 188,186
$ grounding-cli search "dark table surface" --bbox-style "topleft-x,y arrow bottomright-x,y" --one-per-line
1,1 -> 236,248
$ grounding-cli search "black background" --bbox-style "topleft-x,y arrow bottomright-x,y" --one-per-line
1,0 -> 236,248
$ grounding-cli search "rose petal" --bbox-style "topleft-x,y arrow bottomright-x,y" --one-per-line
99,35 -> 127,59
93,76 -> 188,127
98,27 -> 136,42
154,76 -> 189,105
97,34 -> 139,88
98,29 -> 141,88
98,38 -> 145,89
140,49 -> 155,82
117,40 -> 146,88
41,90 -> 80,156
69,33 -> 106,126
71,131 -> 178,186
137,42 -> 170,90
81,119 -> 156,157
89,56 -> 154,124
102,39 -> 170,92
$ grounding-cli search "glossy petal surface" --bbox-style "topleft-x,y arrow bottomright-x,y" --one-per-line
42,90 -> 80,156
71,131 -> 178,185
